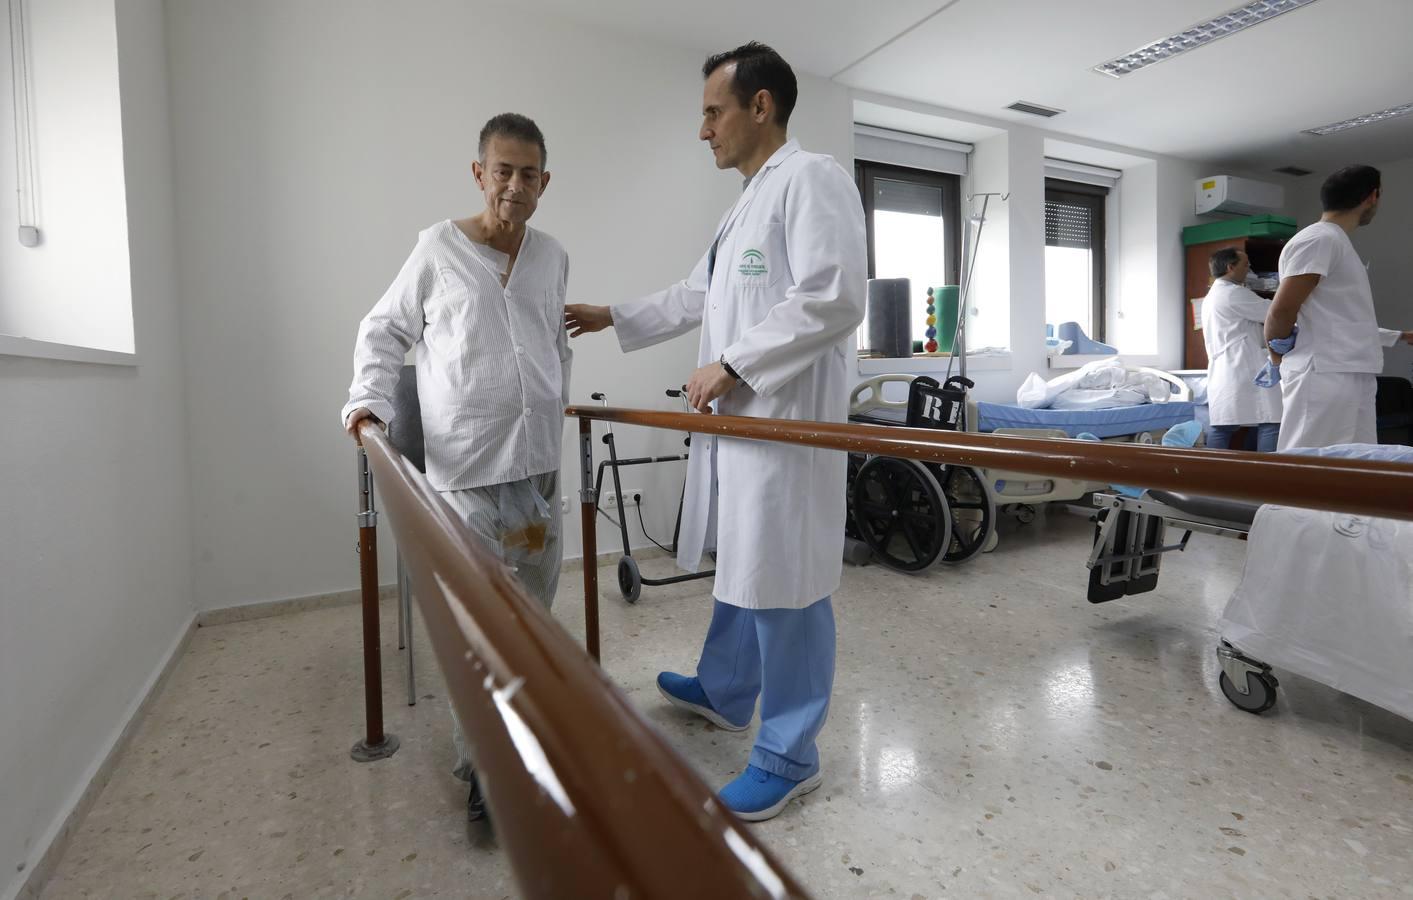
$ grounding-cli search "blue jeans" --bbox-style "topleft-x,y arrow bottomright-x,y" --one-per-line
1207,423 -> 1280,452
695,596 -> 835,781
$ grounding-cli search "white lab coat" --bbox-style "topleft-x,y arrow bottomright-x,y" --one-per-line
611,140 -> 866,609
1200,279 -> 1282,426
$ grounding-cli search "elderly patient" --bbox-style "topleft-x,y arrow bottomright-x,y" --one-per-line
340,113 -> 571,823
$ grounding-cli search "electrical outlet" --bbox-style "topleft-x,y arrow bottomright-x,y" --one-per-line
603,487 -> 644,510
561,496 -> 570,515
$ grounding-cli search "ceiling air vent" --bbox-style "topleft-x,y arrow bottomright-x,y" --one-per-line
1006,101 -> 1064,118
1273,165 -> 1312,176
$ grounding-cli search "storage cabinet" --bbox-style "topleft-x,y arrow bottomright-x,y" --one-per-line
1182,216 -> 1297,370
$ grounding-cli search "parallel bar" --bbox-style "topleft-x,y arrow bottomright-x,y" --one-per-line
356,421 -> 808,899
350,447 -> 398,762
565,407 -> 1413,522
579,418 -> 601,661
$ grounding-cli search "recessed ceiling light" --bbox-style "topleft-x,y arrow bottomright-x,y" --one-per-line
1094,0 -> 1320,78
1302,101 -> 1413,136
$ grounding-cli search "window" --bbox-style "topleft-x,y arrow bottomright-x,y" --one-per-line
856,161 -> 961,355
1044,179 -> 1107,342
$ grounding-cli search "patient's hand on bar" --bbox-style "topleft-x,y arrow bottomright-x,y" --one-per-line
345,407 -> 384,445
565,304 -> 612,337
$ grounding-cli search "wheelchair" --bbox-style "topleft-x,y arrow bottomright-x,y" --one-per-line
845,374 -> 997,572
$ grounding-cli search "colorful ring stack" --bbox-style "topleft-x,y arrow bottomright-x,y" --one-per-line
924,287 -> 939,353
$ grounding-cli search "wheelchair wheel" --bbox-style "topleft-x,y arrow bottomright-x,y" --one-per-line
617,556 -> 642,604
1219,669 -> 1279,714
936,465 -> 996,564
850,457 -> 950,573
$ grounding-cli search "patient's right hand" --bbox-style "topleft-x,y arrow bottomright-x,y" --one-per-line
345,407 -> 383,444
565,304 -> 612,337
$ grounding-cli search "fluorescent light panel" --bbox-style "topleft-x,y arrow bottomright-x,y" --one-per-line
1302,101 -> 1413,136
1094,0 -> 1320,78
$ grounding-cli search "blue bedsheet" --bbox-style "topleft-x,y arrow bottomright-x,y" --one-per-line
976,400 -> 1197,438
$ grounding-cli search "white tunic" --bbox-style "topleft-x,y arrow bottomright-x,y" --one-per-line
1201,279 -> 1282,426
1277,221 -> 1395,374
342,220 -> 571,491
612,140 -> 867,610
1275,221 -> 1402,449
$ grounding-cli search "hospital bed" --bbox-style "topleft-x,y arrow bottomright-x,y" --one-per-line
968,367 -> 1196,517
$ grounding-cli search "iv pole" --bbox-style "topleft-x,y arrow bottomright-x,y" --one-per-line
947,191 -> 1008,388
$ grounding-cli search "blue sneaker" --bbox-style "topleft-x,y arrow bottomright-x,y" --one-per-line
719,765 -> 822,822
655,672 -> 749,731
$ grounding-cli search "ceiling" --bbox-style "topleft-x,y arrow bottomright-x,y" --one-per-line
518,0 -> 1413,174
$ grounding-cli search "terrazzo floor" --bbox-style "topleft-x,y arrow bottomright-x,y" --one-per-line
40,511 -> 1413,899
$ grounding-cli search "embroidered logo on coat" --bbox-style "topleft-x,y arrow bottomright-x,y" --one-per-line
738,248 -> 767,278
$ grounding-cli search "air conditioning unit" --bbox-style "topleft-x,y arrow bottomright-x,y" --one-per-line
1196,175 -> 1284,216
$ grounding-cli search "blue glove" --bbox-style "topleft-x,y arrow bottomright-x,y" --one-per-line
1268,324 -> 1299,356
1253,360 -> 1280,388
1253,325 -> 1298,388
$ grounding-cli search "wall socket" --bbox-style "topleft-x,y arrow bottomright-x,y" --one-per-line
602,487 -> 644,510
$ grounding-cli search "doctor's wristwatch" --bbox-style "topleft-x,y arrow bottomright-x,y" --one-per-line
719,355 -> 744,386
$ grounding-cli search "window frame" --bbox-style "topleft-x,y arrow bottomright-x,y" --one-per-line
1044,177 -> 1109,343
855,161 -> 962,287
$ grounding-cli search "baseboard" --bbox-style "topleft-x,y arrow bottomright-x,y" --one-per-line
192,548 -> 679,626
11,614 -> 198,900
197,584 -> 400,627
560,545 -> 672,572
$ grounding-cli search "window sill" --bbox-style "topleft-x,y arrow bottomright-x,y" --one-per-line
858,353 -> 1011,375
0,334 -> 138,366
1047,353 -> 1161,370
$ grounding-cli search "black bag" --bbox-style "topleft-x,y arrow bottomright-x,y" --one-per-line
906,375 -> 973,431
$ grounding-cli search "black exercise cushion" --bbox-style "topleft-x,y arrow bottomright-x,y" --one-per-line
1146,489 -> 1258,528
387,365 -> 426,474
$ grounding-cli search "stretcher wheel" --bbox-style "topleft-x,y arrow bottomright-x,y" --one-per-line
1219,670 -> 1278,714
850,456 -> 950,573
617,556 -> 642,604
936,465 -> 996,564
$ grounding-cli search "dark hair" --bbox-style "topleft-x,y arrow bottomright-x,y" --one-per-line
1209,247 -> 1242,279
478,113 -> 547,168
1320,164 -> 1380,211
702,42 -> 798,127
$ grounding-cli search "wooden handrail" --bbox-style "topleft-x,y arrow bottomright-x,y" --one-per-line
356,421 -> 810,900
565,406 -> 1413,522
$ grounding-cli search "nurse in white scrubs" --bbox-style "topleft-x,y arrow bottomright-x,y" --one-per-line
1265,165 -> 1413,450
566,42 -> 866,821
1201,248 -> 1281,450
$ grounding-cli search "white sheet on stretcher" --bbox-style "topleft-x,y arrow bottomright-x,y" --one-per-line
1219,495 -> 1413,720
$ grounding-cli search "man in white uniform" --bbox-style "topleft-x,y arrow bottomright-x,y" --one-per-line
1201,248 -> 1281,450
565,43 -> 866,821
342,114 -> 572,822
1265,165 -> 1412,450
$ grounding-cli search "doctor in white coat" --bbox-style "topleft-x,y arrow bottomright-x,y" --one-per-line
1265,165 -> 1413,450
566,42 -> 866,821
1200,248 -> 1281,450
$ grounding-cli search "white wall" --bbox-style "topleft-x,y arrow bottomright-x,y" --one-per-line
1361,157 -> 1413,380
0,2 -> 193,896
0,0 -> 134,353
164,0 -> 853,610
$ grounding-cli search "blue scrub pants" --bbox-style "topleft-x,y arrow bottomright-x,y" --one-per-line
1206,422 -> 1280,452
695,595 -> 835,782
